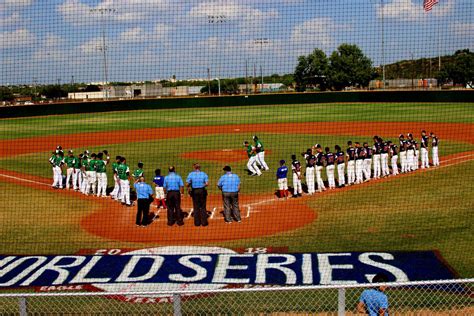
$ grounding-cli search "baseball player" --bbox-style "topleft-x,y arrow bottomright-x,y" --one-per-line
276,160 -> 289,199
49,151 -> 64,189
431,132 -> 439,166
346,141 -> 356,185
73,153 -> 83,191
80,151 -> 89,194
420,130 -> 430,169
253,135 -> 269,171
354,142 -> 365,184
85,153 -> 98,195
153,168 -> 166,209
388,140 -> 399,176
110,156 -> 121,200
335,145 -> 346,187
399,134 -> 408,173
117,156 -> 132,206
302,148 -> 316,195
413,138 -> 420,170
406,133 -> 415,171
95,151 -> 110,198
291,154 -> 302,197
372,136 -> 382,179
362,142 -> 372,181
244,141 -> 262,176
133,162 -> 145,180
324,147 -> 336,189
314,145 -> 326,192
63,150 -> 77,190
380,138 -> 390,177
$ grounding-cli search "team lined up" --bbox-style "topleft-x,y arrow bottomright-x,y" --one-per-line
274,131 -> 439,198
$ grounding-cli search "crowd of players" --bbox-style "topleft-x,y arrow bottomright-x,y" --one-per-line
274,131 -> 440,198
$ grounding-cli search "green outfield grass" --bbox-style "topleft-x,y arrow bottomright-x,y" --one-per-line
0,102 -> 473,139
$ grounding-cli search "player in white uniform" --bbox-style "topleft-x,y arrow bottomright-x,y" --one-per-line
276,160 -> 289,199
362,142 -> 372,181
324,147 -> 336,189
420,130 -> 430,169
335,145 -> 346,188
253,135 -> 269,171
388,140 -> 399,176
314,145 -> 326,192
354,142 -> 365,184
302,149 -> 316,195
372,136 -> 382,179
291,154 -> 302,197
431,132 -> 440,166
244,141 -> 262,176
346,141 -> 356,185
399,135 -> 408,173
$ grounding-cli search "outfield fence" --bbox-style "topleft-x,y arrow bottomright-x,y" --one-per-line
0,279 -> 472,315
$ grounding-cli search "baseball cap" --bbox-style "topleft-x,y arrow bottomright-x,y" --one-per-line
280,159 -> 285,164
223,165 -> 231,172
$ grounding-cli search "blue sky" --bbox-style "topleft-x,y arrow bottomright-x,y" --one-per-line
1,0 -> 472,84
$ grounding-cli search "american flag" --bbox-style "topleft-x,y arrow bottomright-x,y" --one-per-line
423,0 -> 439,12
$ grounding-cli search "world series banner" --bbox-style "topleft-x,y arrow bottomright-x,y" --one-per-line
0,250 -> 456,288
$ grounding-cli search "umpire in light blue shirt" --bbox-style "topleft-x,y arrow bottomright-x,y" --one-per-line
133,176 -> 155,227
186,163 -> 209,227
217,165 -> 241,223
163,166 -> 185,226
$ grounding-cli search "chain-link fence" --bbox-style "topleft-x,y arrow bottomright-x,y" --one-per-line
0,279 -> 472,315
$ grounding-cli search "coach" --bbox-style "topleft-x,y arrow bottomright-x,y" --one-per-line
163,166 -> 185,226
134,176 -> 154,227
186,163 -> 209,227
217,166 -> 241,223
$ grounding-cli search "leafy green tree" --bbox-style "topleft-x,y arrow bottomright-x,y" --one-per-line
294,48 -> 329,91
40,85 -> 68,99
328,44 -> 373,91
0,87 -> 14,101
444,49 -> 474,86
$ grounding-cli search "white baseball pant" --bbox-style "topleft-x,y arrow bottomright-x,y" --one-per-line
355,160 -> 364,184
413,150 -> 419,170
256,151 -> 269,170
292,173 -> 302,195
391,155 -> 399,175
85,171 -> 97,195
73,168 -> 81,190
306,167 -> 315,194
420,148 -> 429,168
381,153 -> 390,176
337,163 -> 345,186
247,156 -> 262,175
363,158 -> 372,180
96,172 -> 107,197
373,154 -> 381,178
347,160 -> 355,185
278,178 -> 288,190
326,165 -> 336,189
110,175 -> 121,200
407,150 -> 415,171
432,147 -> 439,166
80,171 -> 87,193
120,179 -> 131,205
400,151 -> 407,172
315,166 -> 325,191
65,168 -> 74,189
52,166 -> 63,188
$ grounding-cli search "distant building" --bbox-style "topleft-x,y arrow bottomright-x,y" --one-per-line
68,83 -> 163,100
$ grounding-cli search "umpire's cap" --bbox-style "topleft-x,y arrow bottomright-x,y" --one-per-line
223,165 -> 231,172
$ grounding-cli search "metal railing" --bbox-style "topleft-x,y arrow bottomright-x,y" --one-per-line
0,279 -> 472,315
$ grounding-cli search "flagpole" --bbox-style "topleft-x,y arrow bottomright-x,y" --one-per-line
381,0 -> 385,89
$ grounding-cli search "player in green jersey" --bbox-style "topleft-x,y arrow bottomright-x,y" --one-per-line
80,152 -> 89,194
110,156 -> 122,201
49,151 -> 64,188
64,150 -> 77,190
96,151 -> 110,198
74,153 -> 83,191
253,135 -> 269,171
85,153 -> 98,195
133,162 -> 144,180
243,141 -> 261,176
117,156 -> 132,206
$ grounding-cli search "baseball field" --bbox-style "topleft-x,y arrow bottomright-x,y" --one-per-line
0,101 -> 473,312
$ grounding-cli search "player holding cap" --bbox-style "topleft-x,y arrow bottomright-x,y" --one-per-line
314,144 -> 326,192
362,142 -> 372,181
95,151 -> 110,198
354,142 -> 365,184
372,136 -> 382,179
244,141 -> 262,176
431,132 -> 439,166
399,135 -> 408,173
117,157 -> 132,206
253,135 -> 269,171
63,150 -> 77,190
346,141 -> 356,185
80,151 -> 89,194
85,153 -> 98,195
49,150 -> 64,189
406,133 -> 415,171
324,147 -> 336,189
291,154 -> 302,197
302,148 -> 316,195
388,140 -> 399,176
335,145 -> 346,188
420,130 -> 430,169
276,160 -> 289,199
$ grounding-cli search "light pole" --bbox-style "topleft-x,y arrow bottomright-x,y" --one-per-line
381,0 -> 386,89
214,78 -> 221,96
207,14 -> 227,95
254,38 -> 269,92
90,8 -> 116,100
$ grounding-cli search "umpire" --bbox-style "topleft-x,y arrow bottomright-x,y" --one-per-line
217,165 -> 241,223
186,163 -> 209,227
133,176 -> 155,227
163,166 -> 185,226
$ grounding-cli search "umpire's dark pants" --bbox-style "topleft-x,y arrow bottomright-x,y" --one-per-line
222,192 -> 241,222
136,198 -> 150,226
166,191 -> 183,226
191,188 -> 208,226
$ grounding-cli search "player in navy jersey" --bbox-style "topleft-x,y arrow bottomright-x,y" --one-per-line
335,145 -> 346,188
420,130 -> 430,169
276,160 -> 289,199
372,136 -> 382,179
406,133 -> 416,171
380,138 -> 390,177
388,140 -> 399,176
355,142 -> 365,184
430,132 -> 439,166
324,147 -> 336,189
302,148 -> 316,195
413,139 -> 419,170
153,169 -> 166,209
346,141 -> 356,185
399,134 -> 408,173
363,142 -> 372,181
314,145 -> 327,192
291,154 -> 303,197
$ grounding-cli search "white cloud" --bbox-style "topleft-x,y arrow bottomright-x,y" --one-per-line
0,29 -> 35,49
0,0 -> 32,11
118,27 -> 147,43
376,0 -> 453,22
0,12 -> 20,27
78,37 -> 103,54
290,17 -> 344,53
